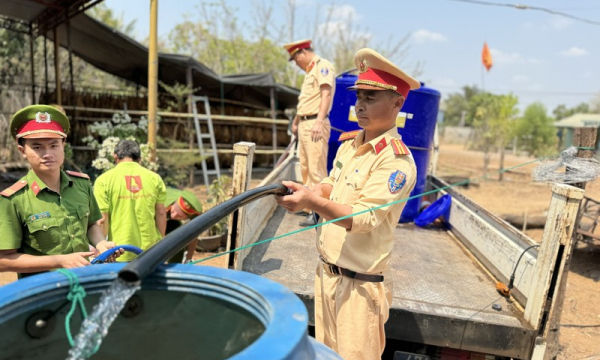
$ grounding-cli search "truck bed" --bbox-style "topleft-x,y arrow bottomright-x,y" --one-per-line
242,206 -> 536,358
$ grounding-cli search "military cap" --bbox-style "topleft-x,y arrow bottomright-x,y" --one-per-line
283,39 -> 312,60
349,48 -> 420,99
178,190 -> 202,217
10,104 -> 69,139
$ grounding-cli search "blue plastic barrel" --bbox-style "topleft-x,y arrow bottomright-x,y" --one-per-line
327,73 -> 359,172
328,74 -> 441,222
0,264 -> 341,360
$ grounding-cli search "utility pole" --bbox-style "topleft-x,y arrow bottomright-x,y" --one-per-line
148,0 -> 158,162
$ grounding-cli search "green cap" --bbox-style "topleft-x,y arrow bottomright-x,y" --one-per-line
11,104 -> 70,140
179,190 -> 202,216
166,188 -> 203,217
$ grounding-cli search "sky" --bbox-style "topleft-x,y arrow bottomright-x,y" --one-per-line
103,0 -> 600,114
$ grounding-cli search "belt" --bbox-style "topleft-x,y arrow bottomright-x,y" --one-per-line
298,114 -> 319,121
319,256 -> 384,283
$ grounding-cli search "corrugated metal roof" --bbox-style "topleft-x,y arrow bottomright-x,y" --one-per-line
555,113 -> 600,128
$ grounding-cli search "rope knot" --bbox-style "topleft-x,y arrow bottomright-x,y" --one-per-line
66,284 -> 87,301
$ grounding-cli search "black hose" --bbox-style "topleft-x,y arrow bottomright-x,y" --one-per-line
508,244 -> 540,290
119,183 -> 291,283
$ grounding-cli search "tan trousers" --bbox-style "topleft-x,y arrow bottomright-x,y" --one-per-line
298,118 -> 330,188
314,263 -> 393,360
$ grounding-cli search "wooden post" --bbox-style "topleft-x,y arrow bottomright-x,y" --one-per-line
44,33 -> 49,102
225,142 -> 255,269
66,19 -> 74,107
147,0 -> 158,162
187,66 -> 195,187
270,87 -> 277,168
538,127 -> 597,359
53,26 -> 61,105
525,183 -> 584,360
29,25 -> 35,104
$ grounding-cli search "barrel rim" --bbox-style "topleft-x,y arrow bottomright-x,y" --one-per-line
0,264 -> 311,360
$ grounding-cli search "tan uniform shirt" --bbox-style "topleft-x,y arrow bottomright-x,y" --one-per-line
297,55 -> 335,115
318,127 -> 417,274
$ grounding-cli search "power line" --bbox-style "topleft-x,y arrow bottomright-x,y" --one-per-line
431,85 -> 598,97
439,0 -> 600,26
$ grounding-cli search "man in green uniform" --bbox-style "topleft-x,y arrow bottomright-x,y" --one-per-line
165,188 -> 202,264
94,139 -> 167,262
0,105 -> 119,278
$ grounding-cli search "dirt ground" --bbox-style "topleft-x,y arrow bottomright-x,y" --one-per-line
1,145 -> 599,359
437,144 -> 600,360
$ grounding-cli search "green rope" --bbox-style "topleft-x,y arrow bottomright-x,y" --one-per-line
56,268 -> 89,347
190,158 -> 540,265
578,146 -> 596,150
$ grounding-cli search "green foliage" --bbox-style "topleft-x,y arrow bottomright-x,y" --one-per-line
469,92 -> 519,150
87,3 -> 137,37
84,112 -> 158,175
156,138 -> 200,187
159,81 -> 200,112
203,175 -> 232,236
168,13 -> 293,85
442,85 -> 481,126
0,30 -> 28,85
516,102 -> 557,157
552,102 -> 593,120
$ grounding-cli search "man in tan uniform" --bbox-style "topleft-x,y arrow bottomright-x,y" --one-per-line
276,48 -> 419,359
283,39 -> 335,226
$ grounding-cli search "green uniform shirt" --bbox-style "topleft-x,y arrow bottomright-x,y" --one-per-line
93,161 -> 166,262
0,170 -> 102,257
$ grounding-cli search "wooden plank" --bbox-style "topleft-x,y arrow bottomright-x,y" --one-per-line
542,128 -> 596,360
233,155 -> 295,270
225,142 -> 255,269
524,184 -> 584,328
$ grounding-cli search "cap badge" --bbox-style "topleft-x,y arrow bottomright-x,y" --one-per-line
359,59 -> 368,73
35,112 -> 51,124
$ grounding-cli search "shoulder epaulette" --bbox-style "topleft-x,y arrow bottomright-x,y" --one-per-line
1,179 -> 27,197
66,170 -> 90,180
338,130 -> 361,142
391,138 -> 410,155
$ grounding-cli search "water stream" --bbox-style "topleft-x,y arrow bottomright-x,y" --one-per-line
65,278 -> 139,360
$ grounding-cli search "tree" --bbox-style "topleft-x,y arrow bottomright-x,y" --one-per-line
589,92 -> 600,113
516,102 -> 557,157
442,85 -> 481,126
87,3 -> 137,37
469,92 -> 518,179
166,0 -> 422,89
552,102 -> 591,120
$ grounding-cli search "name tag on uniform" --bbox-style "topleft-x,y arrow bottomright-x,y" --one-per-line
333,160 -> 343,180
29,211 -> 51,222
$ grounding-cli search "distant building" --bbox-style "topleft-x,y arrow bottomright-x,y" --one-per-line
555,113 -> 600,150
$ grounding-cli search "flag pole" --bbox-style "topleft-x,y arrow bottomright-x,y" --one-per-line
481,63 -> 485,91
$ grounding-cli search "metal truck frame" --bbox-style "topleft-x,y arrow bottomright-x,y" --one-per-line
222,142 -> 584,360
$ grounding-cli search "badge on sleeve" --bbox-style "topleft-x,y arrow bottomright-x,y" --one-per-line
321,67 -> 329,76
388,170 -> 407,194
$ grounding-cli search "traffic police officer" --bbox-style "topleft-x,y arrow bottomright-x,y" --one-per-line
283,39 -> 335,226
276,48 -> 419,359
0,105 -> 118,278
165,188 -> 202,263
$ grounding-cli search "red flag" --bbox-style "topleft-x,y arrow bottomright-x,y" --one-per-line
482,42 -> 493,71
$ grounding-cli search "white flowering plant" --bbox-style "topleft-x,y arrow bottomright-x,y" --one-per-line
85,112 -> 159,173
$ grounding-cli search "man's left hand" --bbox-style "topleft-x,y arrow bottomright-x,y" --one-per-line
95,240 -> 124,263
311,121 -> 325,142
275,181 -> 315,213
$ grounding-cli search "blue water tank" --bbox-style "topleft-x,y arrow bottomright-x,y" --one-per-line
328,74 -> 441,222
0,264 -> 341,360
